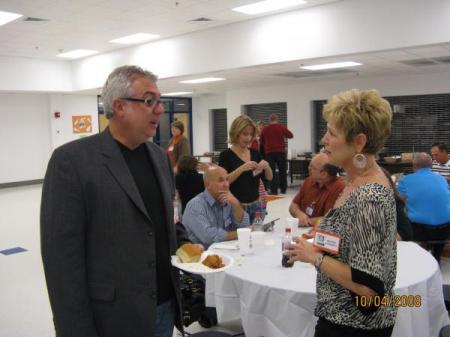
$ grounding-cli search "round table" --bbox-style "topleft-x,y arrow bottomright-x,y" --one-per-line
205,234 -> 450,337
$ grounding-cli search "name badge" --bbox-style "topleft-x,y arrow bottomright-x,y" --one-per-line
306,206 -> 314,216
313,229 -> 341,254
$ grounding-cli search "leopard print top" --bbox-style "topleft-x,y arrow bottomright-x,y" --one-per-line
315,183 -> 397,329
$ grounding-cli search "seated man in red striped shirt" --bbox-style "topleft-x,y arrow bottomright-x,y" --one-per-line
289,153 -> 345,226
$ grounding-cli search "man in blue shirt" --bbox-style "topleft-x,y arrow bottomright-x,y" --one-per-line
397,152 -> 450,263
182,166 -> 250,328
183,166 -> 250,248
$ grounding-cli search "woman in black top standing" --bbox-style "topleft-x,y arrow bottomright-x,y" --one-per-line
219,116 -> 272,223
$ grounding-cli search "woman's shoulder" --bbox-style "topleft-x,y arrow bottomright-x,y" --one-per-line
220,148 -> 232,155
352,183 -> 394,204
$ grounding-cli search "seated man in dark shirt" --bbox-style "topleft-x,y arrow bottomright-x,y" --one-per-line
175,155 -> 205,214
289,153 -> 345,226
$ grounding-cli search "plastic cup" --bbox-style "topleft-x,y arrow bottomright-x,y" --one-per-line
251,231 -> 265,253
273,221 -> 285,237
237,228 -> 252,254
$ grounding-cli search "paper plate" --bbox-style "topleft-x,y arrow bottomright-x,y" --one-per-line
210,241 -> 239,250
171,251 -> 234,275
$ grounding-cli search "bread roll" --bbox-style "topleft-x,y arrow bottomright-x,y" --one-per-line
176,243 -> 202,263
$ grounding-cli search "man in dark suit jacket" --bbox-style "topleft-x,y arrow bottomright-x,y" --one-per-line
41,65 -> 197,337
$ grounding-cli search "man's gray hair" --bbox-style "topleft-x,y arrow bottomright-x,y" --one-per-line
413,152 -> 432,169
101,65 -> 158,119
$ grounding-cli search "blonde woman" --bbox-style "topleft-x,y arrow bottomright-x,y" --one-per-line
287,89 -> 397,337
219,115 -> 272,223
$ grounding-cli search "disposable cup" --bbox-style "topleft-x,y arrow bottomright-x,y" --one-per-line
237,228 -> 252,254
251,231 -> 265,253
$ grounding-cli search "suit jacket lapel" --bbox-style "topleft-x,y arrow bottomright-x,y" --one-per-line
100,128 -> 151,221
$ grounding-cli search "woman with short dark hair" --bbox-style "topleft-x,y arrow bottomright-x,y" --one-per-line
166,120 -> 190,169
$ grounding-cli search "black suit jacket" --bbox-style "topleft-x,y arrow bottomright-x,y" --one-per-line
41,128 -> 186,337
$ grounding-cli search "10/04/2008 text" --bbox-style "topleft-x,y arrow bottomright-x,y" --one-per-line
355,295 -> 422,308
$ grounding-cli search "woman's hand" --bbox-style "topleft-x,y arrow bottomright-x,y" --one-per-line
258,160 -> 270,171
240,161 -> 258,172
286,238 -> 321,264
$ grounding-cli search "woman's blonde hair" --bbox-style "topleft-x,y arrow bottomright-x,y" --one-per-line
323,89 -> 392,154
228,115 -> 256,145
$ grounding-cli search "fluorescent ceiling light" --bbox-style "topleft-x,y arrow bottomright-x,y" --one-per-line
233,0 -> 307,15
109,33 -> 160,45
162,91 -> 193,96
56,49 -> 99,59
179,77 -> 225,84
300,61 -> 362,71
0,10 -> 23,26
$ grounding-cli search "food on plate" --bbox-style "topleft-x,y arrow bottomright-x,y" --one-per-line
201,254 -> 224,269
176,243 -> 202,263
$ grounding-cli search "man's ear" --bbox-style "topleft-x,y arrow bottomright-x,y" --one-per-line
112,98 -> 124,117
353,133 -> 367,153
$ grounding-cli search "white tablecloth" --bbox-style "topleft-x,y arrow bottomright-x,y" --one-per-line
205,237 -> 450,337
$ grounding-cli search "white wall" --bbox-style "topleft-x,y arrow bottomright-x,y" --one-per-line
192,94 -> 226,155
71,0 -> 450,91
48,94 -> 98,150
195,70 -> 450,154
0,94 -> 51,183
0,93 -> 97,184
0,55 -> 72,92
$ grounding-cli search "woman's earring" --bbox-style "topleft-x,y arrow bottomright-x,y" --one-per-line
353,153 -> 367,170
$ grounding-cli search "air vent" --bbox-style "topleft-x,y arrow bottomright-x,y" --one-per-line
400,59 -> 438,66
23,17 -> 49,22
273,69 -> 357,78
189,17 -> 213,22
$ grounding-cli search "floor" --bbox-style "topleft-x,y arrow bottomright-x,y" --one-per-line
1,182 -> 449,337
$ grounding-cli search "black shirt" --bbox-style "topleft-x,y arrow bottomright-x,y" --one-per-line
118,142 -> 174,304
175,170 -> 205,213
219,148 -> 262,203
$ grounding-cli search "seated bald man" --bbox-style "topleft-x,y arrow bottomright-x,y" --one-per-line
397,152 -> 450,263
182,166 -> 250,248
289,153 -> 345,226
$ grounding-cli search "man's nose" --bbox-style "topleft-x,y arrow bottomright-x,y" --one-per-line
153,102 -> 164,115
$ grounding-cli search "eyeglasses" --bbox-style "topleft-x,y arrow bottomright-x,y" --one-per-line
120,97 -> 164,108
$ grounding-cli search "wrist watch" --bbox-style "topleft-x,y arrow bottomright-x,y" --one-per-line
313,252 -> 324,271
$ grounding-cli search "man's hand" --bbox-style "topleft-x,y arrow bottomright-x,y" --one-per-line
297,212 -> 311,227
217,190 -> 239,206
